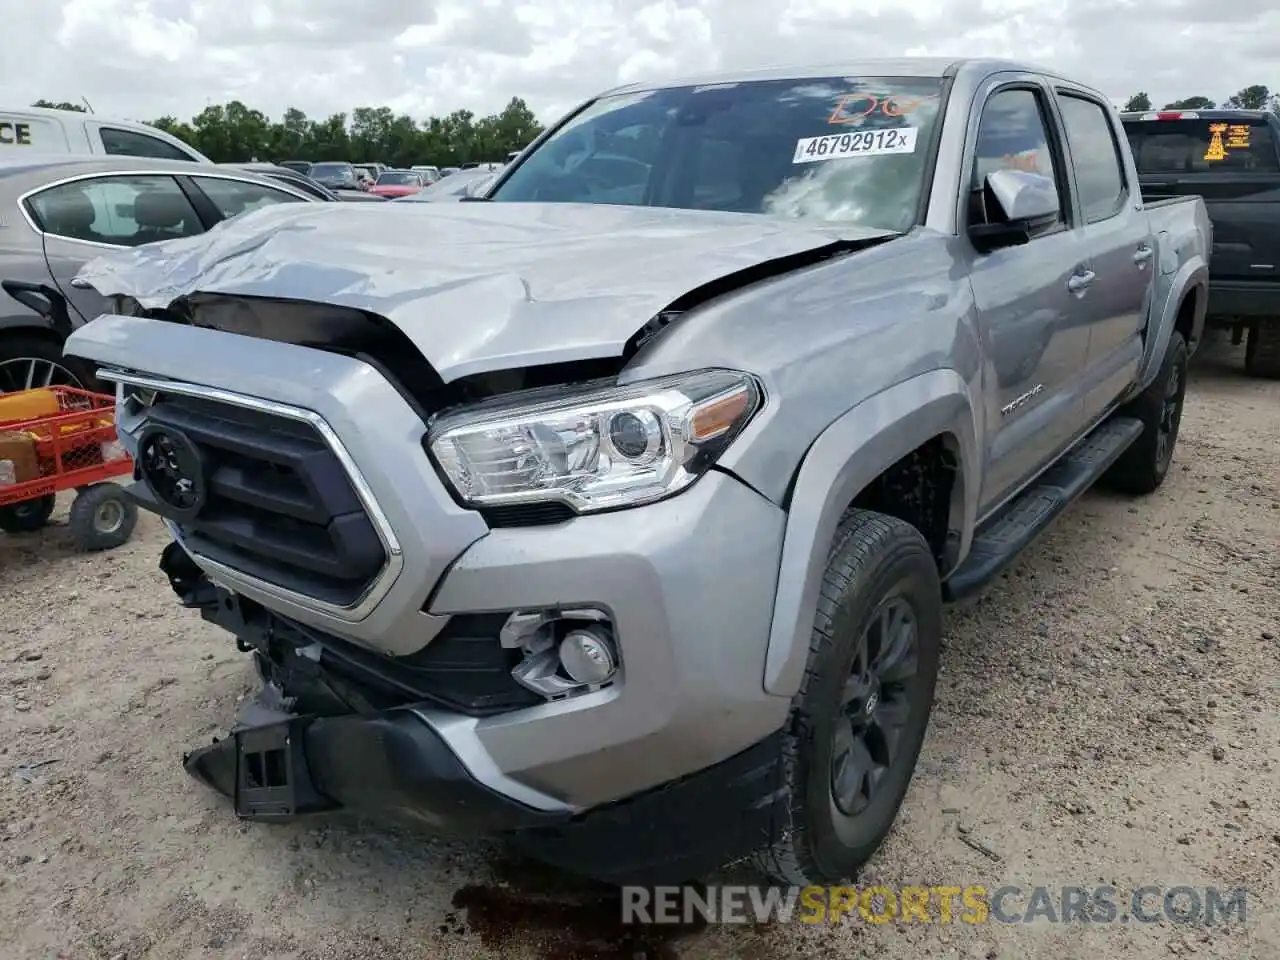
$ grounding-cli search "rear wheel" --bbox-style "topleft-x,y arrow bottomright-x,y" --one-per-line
752,509 -> 942,884
0,494 -> 57,533
69,483 -> 138,551
1103,331 -> 1188,495
1244,322 -> 1280,379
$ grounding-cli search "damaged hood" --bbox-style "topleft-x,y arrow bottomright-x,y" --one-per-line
76,201 -> 893,381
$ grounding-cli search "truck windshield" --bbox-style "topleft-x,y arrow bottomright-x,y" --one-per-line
1124,117 -> 1280,174
489,76 -> 945,232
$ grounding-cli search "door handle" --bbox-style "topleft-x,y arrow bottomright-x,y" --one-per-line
1067,270 -> 1095,293
1133,245 -> 1154,266
69,277 -> 92,289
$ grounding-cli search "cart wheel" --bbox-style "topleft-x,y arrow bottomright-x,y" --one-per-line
69,483 -> 138,551
0,494 -> 56,533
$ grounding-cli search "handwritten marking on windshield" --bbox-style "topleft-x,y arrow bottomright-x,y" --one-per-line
828,94 -> 939,125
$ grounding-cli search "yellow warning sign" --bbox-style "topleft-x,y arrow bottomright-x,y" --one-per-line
1205,123 -> 1227,161
1226,124 -> 1251,149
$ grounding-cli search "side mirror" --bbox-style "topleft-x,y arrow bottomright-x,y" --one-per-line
970,169 -> 1061,252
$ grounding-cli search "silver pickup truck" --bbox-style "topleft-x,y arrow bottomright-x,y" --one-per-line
64,58 -> 1209,887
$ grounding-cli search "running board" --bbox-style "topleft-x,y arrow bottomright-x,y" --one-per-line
943,416 -> 1144,602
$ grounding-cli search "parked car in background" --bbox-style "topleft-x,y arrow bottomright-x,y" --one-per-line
58,57 -> 1209,887
368,170 -> 426,198
1121,108 -> 1278,377
0,105 -> 210,162
410,165 -> 441,182
0,155 -> 318,393
277,160 -> 313,175
220,163 -> 336,200
393,167 -> 494,201
440,166 -> 461,178
354,163 -> 385,184
308,161 -> 363,192
221,162 -> 384,202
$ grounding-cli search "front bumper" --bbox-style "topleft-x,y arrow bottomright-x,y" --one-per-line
185,690 -> 789,884
183,704 -> 568,834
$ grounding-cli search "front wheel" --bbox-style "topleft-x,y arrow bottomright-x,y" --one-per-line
752,509 -> 943,885
0,334 -> 94,394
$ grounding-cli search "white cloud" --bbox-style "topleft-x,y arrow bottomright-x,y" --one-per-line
3,0 -> 1278,125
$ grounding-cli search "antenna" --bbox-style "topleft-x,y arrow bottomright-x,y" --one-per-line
81,97 -> 95,114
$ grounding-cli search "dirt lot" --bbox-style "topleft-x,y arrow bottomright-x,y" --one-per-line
2,339 -> 1277,960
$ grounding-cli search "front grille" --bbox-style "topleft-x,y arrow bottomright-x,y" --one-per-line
129,393 -> 387,607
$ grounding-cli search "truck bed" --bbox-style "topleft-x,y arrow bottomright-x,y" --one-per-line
1122,110 -> 1280,319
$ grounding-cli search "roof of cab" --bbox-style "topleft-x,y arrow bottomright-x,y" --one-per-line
598,57 -> 1060,98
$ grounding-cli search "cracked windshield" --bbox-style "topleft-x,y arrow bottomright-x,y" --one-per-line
489,77 -> 943,232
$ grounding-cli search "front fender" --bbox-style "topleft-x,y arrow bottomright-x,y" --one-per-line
763,368 -> 979,698
1136,257 -> 1207,391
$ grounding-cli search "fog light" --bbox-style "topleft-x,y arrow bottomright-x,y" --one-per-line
559,628 -> 617,685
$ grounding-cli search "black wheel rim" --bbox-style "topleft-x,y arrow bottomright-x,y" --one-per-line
1155,358 -> 1184,471
831,596 -> 920,817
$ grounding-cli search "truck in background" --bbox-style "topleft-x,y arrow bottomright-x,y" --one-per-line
1122,108 -> 1279,377
0,105 -> 210,164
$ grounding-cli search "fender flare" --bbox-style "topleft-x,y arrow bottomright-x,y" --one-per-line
762,368 -> 980,697
1136,257 -> 1207,391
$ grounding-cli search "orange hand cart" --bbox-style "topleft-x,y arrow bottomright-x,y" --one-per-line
0,386 -> 139,551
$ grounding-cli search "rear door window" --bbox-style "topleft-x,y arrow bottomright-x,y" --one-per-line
1056,95 -> 1127,222
1124,117 -> 1280,174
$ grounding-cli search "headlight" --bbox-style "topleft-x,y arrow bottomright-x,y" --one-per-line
427,369 -> 762,513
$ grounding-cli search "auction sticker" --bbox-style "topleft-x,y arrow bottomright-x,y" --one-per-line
792,127 -> 918,163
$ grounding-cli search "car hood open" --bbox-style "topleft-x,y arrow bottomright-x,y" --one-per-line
75,201 -> 894,382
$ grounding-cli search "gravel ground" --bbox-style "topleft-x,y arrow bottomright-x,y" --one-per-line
1,338 -> 1277,959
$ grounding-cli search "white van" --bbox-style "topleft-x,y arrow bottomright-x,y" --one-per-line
0,106 -> 211,163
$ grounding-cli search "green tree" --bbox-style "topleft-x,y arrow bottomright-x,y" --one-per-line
1123,92 -> 1152,112
30,95 -> 547,166
1162,96 -> 1216,110
1225,85 -> 1270,109
31,99 -> 86,112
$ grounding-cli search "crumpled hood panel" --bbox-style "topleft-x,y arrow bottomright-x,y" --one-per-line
75,201 -> 890,381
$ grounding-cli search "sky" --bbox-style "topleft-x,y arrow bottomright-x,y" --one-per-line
3,0 -> 1277,126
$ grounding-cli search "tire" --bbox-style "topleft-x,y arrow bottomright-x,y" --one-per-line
68,483 -> 138,551
1244,322 -> 1280,379
1103,331 -> 1188,495
0,494 -> 56,533
752,509 -> 943,885
0,334 -> 96,394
